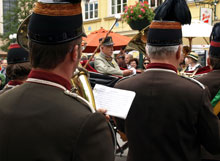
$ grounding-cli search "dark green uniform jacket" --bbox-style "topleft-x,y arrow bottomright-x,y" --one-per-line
196,69 -> 220,100
0,70 -> 115,161
115,63 -> 220,161
196,69 -> 220,160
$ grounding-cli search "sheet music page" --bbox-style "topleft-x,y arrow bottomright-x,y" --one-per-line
93,84 -> 136,119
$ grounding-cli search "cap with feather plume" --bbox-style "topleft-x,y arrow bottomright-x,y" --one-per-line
147,0 -> 191,46
209,23 -> 220,58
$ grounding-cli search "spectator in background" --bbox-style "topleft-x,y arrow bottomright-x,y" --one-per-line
116,47 -> 127,69
125,54 -> 133,69
129,58 -> 139,69
185,52 -> 202,72
94,36 -> 133,77
0,73 -> 6,90
81,53 -> 88,61
0,59 -> 2,71
143,57 -> 151,69
116,54 -> 127,69
0,59 -> 7,76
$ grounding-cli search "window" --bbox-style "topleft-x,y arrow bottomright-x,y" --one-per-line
139,0 -> 163,7
111,0 -> 127,15
84,1 -> 98,20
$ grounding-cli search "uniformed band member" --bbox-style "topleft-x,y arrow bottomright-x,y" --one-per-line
114,0 -> 220,161
94,36 -> 133,77
0,1 -> 114,161
196,23 -> 220,100
196,23 -> 220,161
0,43 -> 31,95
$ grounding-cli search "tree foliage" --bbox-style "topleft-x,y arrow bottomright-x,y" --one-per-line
0,0 -> 37,52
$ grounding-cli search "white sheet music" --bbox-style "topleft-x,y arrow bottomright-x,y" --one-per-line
93,84 -> 136,119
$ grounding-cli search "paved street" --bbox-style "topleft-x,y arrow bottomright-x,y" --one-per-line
115,133 -> 128,161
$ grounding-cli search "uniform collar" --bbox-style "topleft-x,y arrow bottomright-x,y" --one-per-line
8,80 -> 23,86
100,52 -> 113,61
146,63 -> 177,73
27,69 -> 72,90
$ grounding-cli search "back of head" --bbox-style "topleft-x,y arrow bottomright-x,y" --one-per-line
147,0 -> 191,59
6,44 -> 31,80
21,0 -> 84,69
209,22 -> 220,69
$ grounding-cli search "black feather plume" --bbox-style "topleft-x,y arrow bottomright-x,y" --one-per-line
210,23 -> 220,42
154,0 -> 191,25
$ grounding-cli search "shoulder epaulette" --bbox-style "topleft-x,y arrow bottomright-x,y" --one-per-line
192,73 -> 208,79
180,75 -> 205,89
64,90 -> 95,113
115,74 -> 136,85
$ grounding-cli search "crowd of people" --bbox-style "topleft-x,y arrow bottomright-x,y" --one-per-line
0,59 -> 7,89
0,0 -> 220,161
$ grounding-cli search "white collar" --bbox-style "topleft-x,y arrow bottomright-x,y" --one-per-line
145,68 -> 177,74
26,78 -> 95,113
26,78 -> 66,90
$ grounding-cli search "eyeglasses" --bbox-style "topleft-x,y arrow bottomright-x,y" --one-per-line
144,62 -> 149,65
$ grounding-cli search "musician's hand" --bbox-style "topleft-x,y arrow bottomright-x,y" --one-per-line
123,70 -> 133,76
97,108 -> 110,120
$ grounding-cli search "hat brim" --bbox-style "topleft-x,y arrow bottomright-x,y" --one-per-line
103,42 -> 114,46
187,55 -> 198,61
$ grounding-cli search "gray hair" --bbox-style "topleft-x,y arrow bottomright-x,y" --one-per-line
146,45 -> 180,60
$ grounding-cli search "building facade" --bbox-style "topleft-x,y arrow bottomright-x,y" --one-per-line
82,0 -> 163,38
82,0 -> 220,45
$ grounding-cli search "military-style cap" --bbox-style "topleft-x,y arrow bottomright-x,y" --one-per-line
187,52 -> 198,61
7,44 -> 29,64
209,22 -> 220,58
147,21 -> 182,46
147,0 -> 191,46
28,0 -> 85,45
99,36 -> 114,46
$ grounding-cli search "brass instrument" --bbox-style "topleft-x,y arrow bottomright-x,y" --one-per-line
17,15 -> 31,52
178,68 -> 199,78
71,64 -> 96,109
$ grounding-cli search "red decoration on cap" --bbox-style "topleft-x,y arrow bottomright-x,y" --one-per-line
8,43 -> 21,49
211,41 -> 220,47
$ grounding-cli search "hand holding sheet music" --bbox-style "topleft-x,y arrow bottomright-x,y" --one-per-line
93,84 -> 136,119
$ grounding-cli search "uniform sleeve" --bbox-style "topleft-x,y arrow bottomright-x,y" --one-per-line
94,58 -> 123,76
198,88 -> 220,154
76,112 -> 115,161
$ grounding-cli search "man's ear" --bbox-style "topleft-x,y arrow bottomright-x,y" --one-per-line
207,57 -> 211,66
70,45 -> 79,62
176,45 -> 182,60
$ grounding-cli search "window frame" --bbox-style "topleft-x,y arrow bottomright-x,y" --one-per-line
110,0 -> 127,16
84,0 -> 98,21
139,0 -> 163,8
